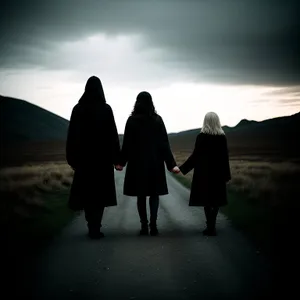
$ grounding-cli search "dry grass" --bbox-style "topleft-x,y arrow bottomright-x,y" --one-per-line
1,162 -> 76,291
227,159 -> 300,207
1,141 -> 67,167
0,162 -> 74,225
173,150 -> 300,257
174,151 -> 300,208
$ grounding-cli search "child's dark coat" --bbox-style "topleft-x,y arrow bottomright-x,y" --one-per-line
180,133 -> 231,207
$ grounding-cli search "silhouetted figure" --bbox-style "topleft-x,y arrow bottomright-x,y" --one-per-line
179,112 -> 231,236
119,91 -> 179,236
66,76 -> 120,239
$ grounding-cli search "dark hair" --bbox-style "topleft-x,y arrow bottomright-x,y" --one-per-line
79,76 -> 106,104
131,91 -> 157,117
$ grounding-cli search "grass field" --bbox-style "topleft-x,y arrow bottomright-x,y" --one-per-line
2,139 -> 299,279
1,161 -> 77,289
0,161 -> 77,269
173,151 -> 300,255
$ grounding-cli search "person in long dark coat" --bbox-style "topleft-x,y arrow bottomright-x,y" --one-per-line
119,91 -> 179,236
66,76 -> 120,239
179,112 -> 231,236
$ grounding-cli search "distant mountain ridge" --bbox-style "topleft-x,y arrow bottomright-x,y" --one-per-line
169,111 -> 300,156
1,96 -> 300,161
170,112 -> 300,136
236,119 -> 258,128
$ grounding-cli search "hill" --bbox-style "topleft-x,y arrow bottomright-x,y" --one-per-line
1,96 -> 299,166
0,96 -> 69,144
169,112 -> 300,157
0,96 -> 72,166
0,96 -> 125,166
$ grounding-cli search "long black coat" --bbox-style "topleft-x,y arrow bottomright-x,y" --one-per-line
179,133 -> 231,207
120,114 -> 176,196
66,103 -> 120,209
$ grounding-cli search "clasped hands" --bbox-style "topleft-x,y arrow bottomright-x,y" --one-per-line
171,166 -> 180,174
114,165 -> 123,171
114,165 -> 180,174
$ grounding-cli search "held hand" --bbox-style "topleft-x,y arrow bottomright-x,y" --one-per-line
115,165 -> 123,171
171,166 -> 180,174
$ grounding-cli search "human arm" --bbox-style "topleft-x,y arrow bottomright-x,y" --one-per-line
179,134 -> 201,175
157,116 -> 177,171
119,117 -> 133,167
223,136 -> 231,182
66,106 -> 80,169
107,105 -> 121,167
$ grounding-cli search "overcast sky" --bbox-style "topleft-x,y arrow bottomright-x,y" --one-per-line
0,0 -> 299,133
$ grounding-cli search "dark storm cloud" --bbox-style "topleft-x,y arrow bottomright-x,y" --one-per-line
266,86 -> 300,96
279,99 -> 300,104
0,0 -> 299,85
262,85 -> 300,102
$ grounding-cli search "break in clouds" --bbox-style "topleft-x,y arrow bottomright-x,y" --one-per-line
0,0 -> 300,87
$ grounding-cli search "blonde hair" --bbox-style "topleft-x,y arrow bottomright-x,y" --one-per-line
201,112 -> 225,135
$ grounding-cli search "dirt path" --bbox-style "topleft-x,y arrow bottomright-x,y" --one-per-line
26,170 -> 274,299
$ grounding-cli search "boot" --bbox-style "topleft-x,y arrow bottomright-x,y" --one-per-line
85,207 -> 105,239
203,221 -> 217,236
88,223 -> 104,239
140,222 -> 149,235
149,221 -> 159,236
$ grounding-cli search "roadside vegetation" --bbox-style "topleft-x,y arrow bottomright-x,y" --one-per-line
173,151 -> 300,256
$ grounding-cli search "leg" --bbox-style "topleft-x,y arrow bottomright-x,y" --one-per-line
204,206 -> 211,223
203,206 -> 217,236
149,195 -> 159,225
85,206 -> 105,238
137,196 -> 148,235
137,196 -> 148,224
210,207 -> 219,228
149,195 -> 159,236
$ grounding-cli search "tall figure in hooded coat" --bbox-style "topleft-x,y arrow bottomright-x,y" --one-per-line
66,76 -> 120,239
120,91 -> 179,236
179,112 -> 231,236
